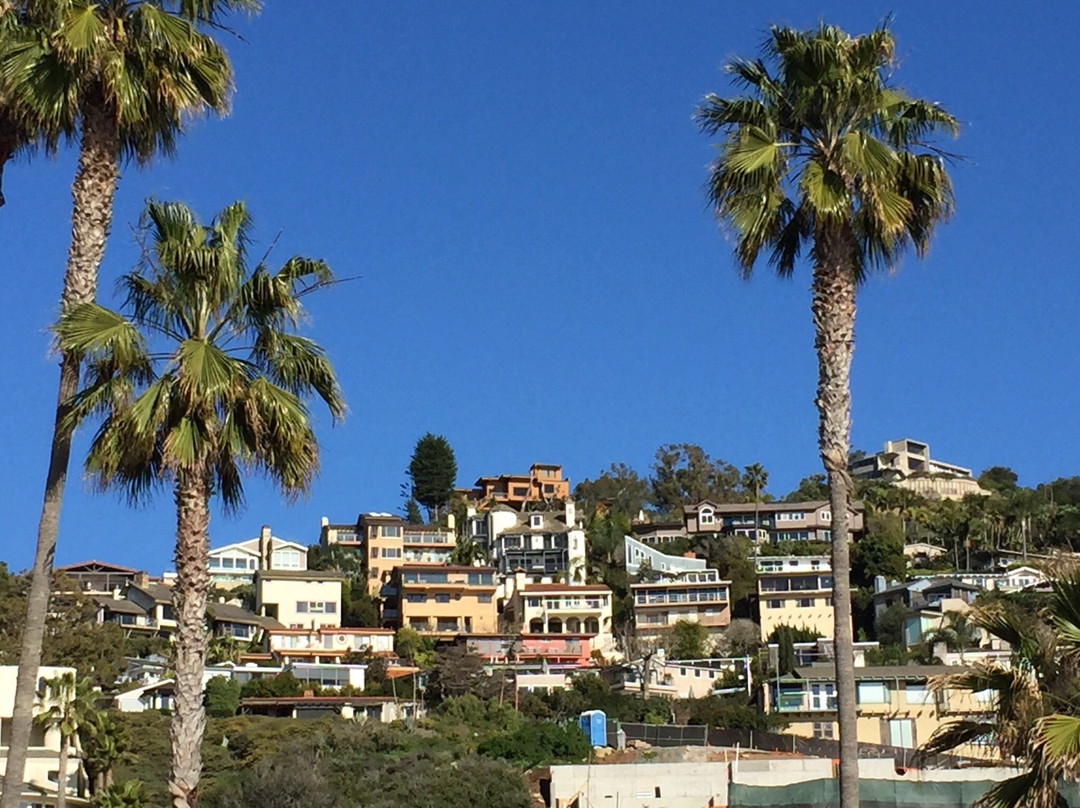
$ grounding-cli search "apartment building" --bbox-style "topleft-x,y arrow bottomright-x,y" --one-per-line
387,565 -> 497,636
1,665 -> 85,806
765,664 -> 993,755
756,556 -> 836,641
476,502 -> 586,584
460,463 -> 571,508
631,569 -> 732,643
208,525 -> 307,587
850,438 -> 990,500
684,500 -> 864,544
505,583 -> 614,651
266,627 -> 395,663
255,570 -> 344,630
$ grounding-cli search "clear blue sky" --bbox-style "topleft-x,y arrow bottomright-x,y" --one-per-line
3,2 -> 1078,573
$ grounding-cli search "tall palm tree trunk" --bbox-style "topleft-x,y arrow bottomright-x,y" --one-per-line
811,230 -> 859,808
169,469 -> 212,808
56,734 -> 70,808
0,102 -> 118,808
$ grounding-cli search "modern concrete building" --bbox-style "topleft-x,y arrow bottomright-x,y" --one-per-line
0,665 -> 86,806
631,569 -> 731,643
208,525 -> 307,587
387,565 -> 497,636
872,577 -> 979,618
757,556 -> 836,641
684,500 -> 864,545
850,439 -> 990,500
255,570 -> 344,630
459,462 -> 571,508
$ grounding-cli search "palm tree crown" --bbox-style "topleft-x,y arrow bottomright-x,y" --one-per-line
695,22 -> 958,281
58,199 -> 345,502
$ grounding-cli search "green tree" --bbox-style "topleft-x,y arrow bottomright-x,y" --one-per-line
404,497 -> 424,525
203,677 -> 241,719
850,519 -> 907,589
425,645 -> 489,702
0,5 -> 255,806
407,433 -> 458,521
979,466 -> 1020,496
650,443 -> 741,516
691,534 -> 756,614
478,721 -> 589,767
783,473 -> 830,502
35,673 -> 98,808
574,463 -> 650,517
922,610 -> 980,662
696,23 -> 957,808
80,710 -> 137,796
57,199 -> 344,808
93,781 -> 152,808
669,619 -> 711,660
741,463 -> 769,540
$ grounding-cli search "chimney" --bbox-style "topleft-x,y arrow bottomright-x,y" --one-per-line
259,525 -> 272,570
320,516 -> 329,527
564,500 -> 576,528
873,575 -> 886,594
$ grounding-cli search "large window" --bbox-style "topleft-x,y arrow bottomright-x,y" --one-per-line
272,549 -> 302,570
296,601 -> 337,614
699,508 -> 715,525
382,526 -> 402,538
857,681 -> 890,704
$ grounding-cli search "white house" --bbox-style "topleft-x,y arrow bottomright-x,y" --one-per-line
209,524 -> 308,587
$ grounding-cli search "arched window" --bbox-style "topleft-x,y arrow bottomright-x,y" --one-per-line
585,618 -> 600,634
565,617 -> 581,633
529,618 -> 544,634
700,507 -> 714,526
548,618 -> 563,634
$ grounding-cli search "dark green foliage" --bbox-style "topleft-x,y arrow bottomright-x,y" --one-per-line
691,534 -> 756,613
757,540 -> 832,558
651,443 -> 742,516
682,695 -> 787,731
478,720 -> 589,767
404,498 -> 424,525
979,466 -> 1019,495
239,671 -> 304,699
783,474 -> 830,502
669,620 -> 711,660
851,518 -> 907,589
91,780 -> 151,808
574,463 -> 651,517
425,645 -> 491,702
394,626 -> 435,666
204,676 -> 241,718
340,578 -> 379,628
874,603 -> 909,648
408,433 -> 458,519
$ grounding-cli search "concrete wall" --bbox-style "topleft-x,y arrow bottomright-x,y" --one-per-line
550,761 -> 729,808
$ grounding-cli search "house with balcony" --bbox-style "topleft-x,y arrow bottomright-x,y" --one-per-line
872,577 -> 979,619
386,565 -> 498,636
208,525 -> 307,587
207,601 -> 280,641
505,583 -> 615,652
255,570 -> 344,630
240,694 -> 423,723
957,565 -> 1046,593
684,500 -> 863,545
756,556 -> 836,642
631,569 -> 732,644
124,582 -> 177,635
92,595 -> 157,633
266,627 -> 395,663
56,560 -> 145,596
765,664 -> 994,756
629,520 -> 688,545
1,665 -> 86,806
459,463 -> 571,508
477,502 -> 586,586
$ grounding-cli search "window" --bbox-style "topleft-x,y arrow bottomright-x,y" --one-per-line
221,558 -> 235,569
543,484 -> 555,493
906,684 -> 934,705
382,526 -> 402,538
797,597 -> 814,608
478,594 -> 492,603
405,593 -> 427,603
767,599 -> 782,609
813,721 -> 835,739
370,547 -> 379,558
810,683 -> 836,710
887,718 -> 915,749
382,548 -> 402,558
513,486 -> 529,497
820,511 -> 832,521
272,549 -> 301,570
436,618 -> 459,632
700,508 -> 715,525
435,594 -> 450,604
527,597 -> 541,608
530,514 -> 544,529
296,601 -> 308,613
857,682 -> 890,704
209,558 -> 221,568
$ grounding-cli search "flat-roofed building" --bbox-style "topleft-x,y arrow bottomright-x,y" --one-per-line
389,565 -> 497,636
756,556 -> 836,641
850,439 -> 990,501
266,627 -> 395,663
255,570 -> 344,630
460,463 -> 571,508
631,569 -> 731,643
623,534 -> 706,577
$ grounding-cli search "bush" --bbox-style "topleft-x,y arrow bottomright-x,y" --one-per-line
478,721 -> 590,767
205,675 -> 241,718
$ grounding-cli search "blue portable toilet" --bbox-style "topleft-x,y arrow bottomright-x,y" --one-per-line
579,710 -> 607,746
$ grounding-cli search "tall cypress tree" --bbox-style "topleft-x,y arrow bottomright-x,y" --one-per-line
408,433 -> 458,521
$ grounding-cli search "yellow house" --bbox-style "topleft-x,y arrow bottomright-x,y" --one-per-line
765,664 -> 994,758
757,555 -> 836,641
392,565 -> 497,636
1,665 -> 86,806
256,570 -> 344,630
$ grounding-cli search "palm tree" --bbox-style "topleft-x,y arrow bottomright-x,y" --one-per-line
34,673 -> 97,808
919,576 -> 1080,808
0,6 -> 255,807
922,609 -> 980,662
56,199 -> 345,808
695,23 -> 958,808
741,463 -> 768,542
79,710 -> 137,796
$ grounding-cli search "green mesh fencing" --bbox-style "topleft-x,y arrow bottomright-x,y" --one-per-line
729,778 -> 1080,808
